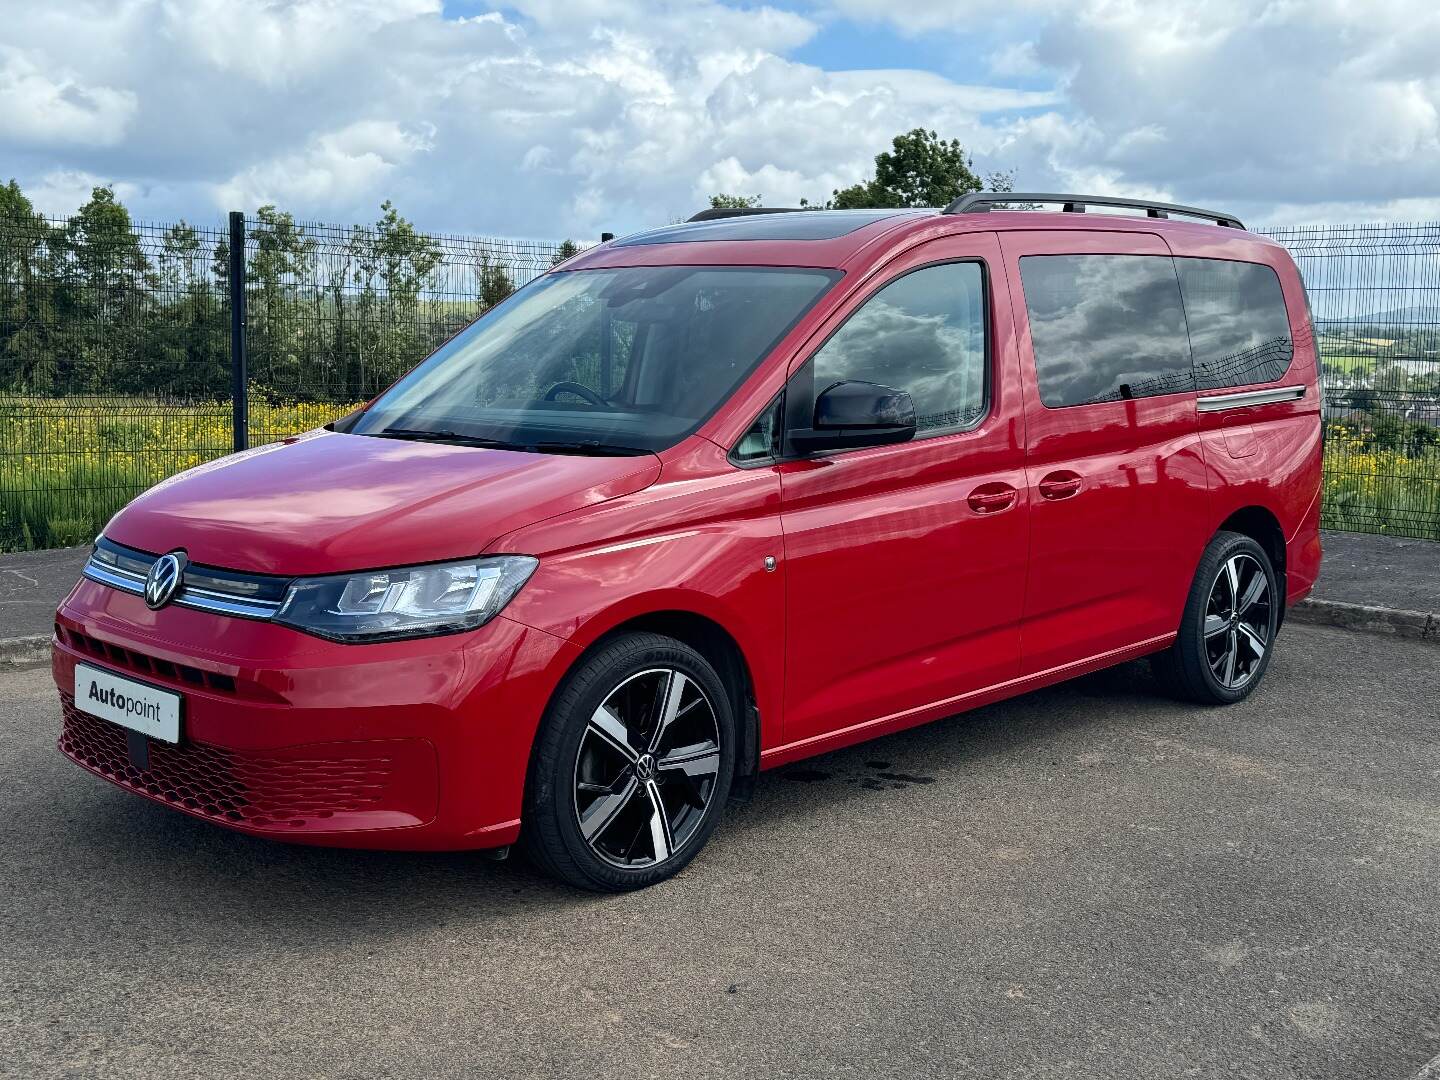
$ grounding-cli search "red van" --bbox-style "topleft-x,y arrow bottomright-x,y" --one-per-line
54,193 -> 1323,891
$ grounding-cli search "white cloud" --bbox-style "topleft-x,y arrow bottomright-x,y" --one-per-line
158,0 -> 442,87
987,41 -> 1046,79
24,170 -> 142,217
0,0 -> 1435,234
0,46 -> 137,147
214,120 -> 434,209
818,0 -> 973,36
821,0 -> 1440,222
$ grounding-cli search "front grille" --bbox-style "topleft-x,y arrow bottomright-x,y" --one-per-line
59,696 -> 399,829
83,537 -> 290,622
58,626 -> 237,694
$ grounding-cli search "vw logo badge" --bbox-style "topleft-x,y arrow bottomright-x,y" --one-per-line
144,551 -> 187,610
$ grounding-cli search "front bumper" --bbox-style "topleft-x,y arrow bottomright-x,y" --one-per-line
53,579 -> 580,850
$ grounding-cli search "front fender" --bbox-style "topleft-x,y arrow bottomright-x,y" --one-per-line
499,532 -> 785,752
493,443 -> 787,751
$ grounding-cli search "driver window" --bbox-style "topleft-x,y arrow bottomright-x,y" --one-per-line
807,262 -> 988,436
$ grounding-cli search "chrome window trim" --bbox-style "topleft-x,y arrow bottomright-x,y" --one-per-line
82,551 -> 283,622
1196,384 -> 1306,413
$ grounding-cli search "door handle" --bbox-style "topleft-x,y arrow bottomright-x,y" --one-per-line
967,484 -> 1017,514
1038,472 -> 1082,501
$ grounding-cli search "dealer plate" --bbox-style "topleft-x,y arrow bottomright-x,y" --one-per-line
74,662 -> 182,744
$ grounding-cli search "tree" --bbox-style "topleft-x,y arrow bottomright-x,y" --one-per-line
60,187 -> 151,392
342,201 -> 443,398
0,180 -> 61,392
478,251 -> 514,309
829,129 -> 1009,209
550,239 -> 581,267
142,221 -> 229,398
985,170 -> 1017,195
372,200 -> 443,305
708,193 -> 762,210
246,205 -> 317,399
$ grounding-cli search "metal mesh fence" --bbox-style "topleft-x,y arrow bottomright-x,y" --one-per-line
0,211 -> 572,550
0,216 -> 234,551
1260,222 -> 1440,539
1,211 -> 1438,552
238,216 -> 567,442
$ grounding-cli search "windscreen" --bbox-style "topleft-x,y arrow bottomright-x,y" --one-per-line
348,266 -> 840,454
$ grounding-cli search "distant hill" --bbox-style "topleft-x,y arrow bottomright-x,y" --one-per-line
1338,304 -> 1438,324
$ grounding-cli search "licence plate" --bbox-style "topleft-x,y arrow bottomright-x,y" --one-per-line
74,663 -> 182,744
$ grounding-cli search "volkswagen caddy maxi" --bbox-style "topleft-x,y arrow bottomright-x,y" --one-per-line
54,193 -> 1323,891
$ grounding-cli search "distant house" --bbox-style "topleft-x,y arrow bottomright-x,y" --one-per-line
1406,400 -> 1440,425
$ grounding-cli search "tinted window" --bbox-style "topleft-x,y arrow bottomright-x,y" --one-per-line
1175,257 -> 1294,390
807,262 -> 987,435
349,266 -> 838,453
1020,254 -> 1193,407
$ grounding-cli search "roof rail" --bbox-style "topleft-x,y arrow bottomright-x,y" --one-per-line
943,192 -> 1244,230
687,207 -> 807,222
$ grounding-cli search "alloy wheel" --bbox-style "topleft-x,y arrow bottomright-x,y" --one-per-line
572,668 -> 722,868
1204,553 -> 1272,690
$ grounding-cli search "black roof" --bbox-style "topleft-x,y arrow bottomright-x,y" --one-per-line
612,209 -> 924,247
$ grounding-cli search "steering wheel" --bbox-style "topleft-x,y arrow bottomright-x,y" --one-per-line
543,381 -> 612,408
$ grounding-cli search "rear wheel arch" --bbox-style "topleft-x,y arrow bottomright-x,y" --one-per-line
1216,505 -> 1287,620
1155,529 -> 1280,704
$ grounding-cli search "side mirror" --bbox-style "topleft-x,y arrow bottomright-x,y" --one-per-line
788,380 -> 917,454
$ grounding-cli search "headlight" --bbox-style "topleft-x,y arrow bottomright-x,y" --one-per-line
275,556 -> 538,642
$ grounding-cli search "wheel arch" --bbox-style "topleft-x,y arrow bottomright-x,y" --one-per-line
1216,505 -> 1288,623
548,608 -> 763,800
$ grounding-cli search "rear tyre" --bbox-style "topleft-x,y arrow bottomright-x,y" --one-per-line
522,632 -> 735,892
1152,531 -> 1279,705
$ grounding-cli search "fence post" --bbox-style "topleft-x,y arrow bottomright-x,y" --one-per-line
227,210 -> 248,452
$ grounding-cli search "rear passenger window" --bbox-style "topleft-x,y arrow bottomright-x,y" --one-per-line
1175,258 -> 1294,389
1020,254 -> 1192,407
808,262 -> 987,435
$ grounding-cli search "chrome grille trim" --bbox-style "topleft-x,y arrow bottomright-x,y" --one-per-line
82,560 -> 147,594
1196,384 -> 1306,412
82,549 -> 285,621
175,588 -> 283,620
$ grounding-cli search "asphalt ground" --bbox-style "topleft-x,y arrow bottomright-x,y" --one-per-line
0,545 -> 86,641
1315,531 -> 1440,615
3,622 -> 1438,1079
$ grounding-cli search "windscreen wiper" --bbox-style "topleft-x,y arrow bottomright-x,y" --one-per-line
524,441 -> 652,457
374,427 -> 516,448
374,428 -> 650,456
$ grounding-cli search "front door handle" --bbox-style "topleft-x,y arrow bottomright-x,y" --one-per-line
1038,471 -> 1082,501
967,483 -> 1018,515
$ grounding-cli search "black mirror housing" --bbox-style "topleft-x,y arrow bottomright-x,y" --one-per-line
789,380 -> 917,454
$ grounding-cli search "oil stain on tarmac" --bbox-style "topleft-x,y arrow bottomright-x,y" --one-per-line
781,761 -> 937,791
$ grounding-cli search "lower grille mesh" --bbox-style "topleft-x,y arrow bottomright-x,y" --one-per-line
58,695 -> 397,828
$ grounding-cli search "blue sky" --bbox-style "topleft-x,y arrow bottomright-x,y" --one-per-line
788,6 -> 1048,89
1,0 -> 1437,237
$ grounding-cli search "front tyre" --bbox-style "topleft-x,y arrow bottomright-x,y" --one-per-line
1153,531 -> 1280,705
522,632 -> 735,891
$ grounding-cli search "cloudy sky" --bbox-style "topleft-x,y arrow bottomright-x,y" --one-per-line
2,0 -> 1438,239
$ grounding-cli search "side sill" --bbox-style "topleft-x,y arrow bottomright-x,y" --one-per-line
760,632 -> 1176,769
